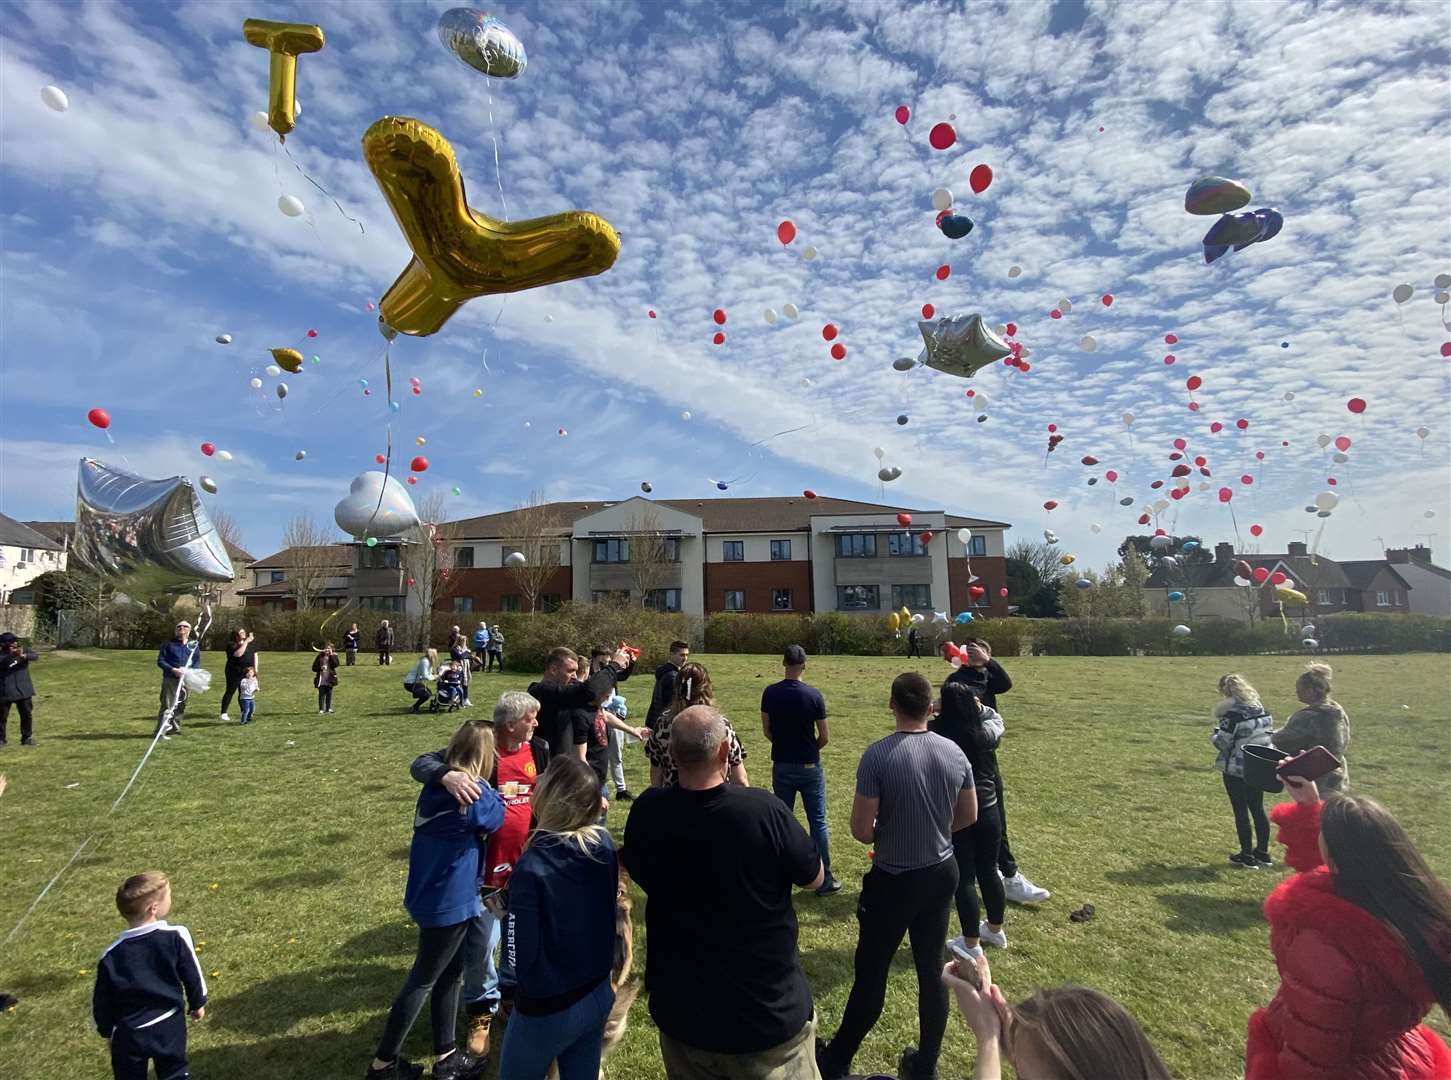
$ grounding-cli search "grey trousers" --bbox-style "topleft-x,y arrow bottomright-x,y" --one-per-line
157,675 -> 187,730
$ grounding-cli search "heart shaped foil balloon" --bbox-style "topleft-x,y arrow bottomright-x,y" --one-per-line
334,470 -> 421,540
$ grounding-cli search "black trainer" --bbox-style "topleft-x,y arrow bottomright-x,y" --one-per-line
615,789 -> 634,802
898,1044 -> 938,1080
1252,850 -> 1275,866
815,1037 -> 847,1080
815,876 -> 844,896
431,1049 -> 486,1079
21,737 -> 37,747
1229,852 -> 1259,869
363,1059 -> 423,1080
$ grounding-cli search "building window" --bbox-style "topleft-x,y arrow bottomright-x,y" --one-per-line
1316,589 -> 1331,604
541,593 -> 562,613
837,584 -> 879,610
591,590 -> 630,606
317,597 -> 344,609
969,535 -> 987,556
359,595 -> 402,612
723,589 -> 745,611
645,588 -> 682,612
887,533 -> 926,557
499,594 -> 521,612
1376,590 -> 1390,607
593,538 -> 629,563
364,545 -> 400,569
270,570 -> 285,583
722,540 -> 745,562
835,534 -> 877,558
662,537 -> 681,562
452,596 -> 474,612
892,584 -> 932,609
770,539 -> 791,561
454,546 -> 474,569
772,588 -> 793,610
20,548 -> 35,563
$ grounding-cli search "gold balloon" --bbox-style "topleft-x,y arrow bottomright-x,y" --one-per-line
242,19 -> 324,139
1059,553 -> 1076,565
271,347 -> 304,373
1275,586 -> 1308,605
888,612 -> 900,631
363,116 -> 621,337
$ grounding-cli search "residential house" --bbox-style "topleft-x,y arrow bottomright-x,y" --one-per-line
0,513 -> 67,606
1384,546 -> 1451,616
439,495 -> 1011,618
238,541 -> 415,613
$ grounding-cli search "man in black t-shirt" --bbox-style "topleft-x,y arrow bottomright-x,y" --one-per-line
526,646 -> 630,765
623,706 -> 823,1077
762,644 -> 841,897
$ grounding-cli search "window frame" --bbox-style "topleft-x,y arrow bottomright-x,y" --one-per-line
662,536 -> 681,563
836,584 -> 880,610
453,546 -> 475,569
772,588 -> 793,610
770,539 -> 792,561
835,533 -> 878,558
1375,590 -> 1390,607
722,540 -> 745,562
592,538 -> 630,564
499,594 -> 522,612
968,535 -> 988,557
892,584 -> 932,609
723,589 -> 745,611
886,533 -> 927,558
269,570 -> 286,584
645,588 -> 682,612
452,596 -> 474,613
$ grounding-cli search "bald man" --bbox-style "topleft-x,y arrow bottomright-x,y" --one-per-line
623,706 -> 823,1078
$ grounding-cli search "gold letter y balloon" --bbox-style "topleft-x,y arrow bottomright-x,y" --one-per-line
363,116 -> 620,338
242,19 -> 325,139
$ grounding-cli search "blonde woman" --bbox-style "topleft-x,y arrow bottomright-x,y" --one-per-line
1212,674 -> 1276,868
367,722 -> 504,1080
404,648 -> 440,713
645,662 -> 748,788
1273,663 -> 1350,792
499,756 -> 619,1080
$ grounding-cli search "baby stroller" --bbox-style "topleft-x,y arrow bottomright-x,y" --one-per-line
432,670 -> 465,712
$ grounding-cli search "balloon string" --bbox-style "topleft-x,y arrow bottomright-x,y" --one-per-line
484,74 -> 510,221
282,141 -> 365,235
362,345 -> 396,541
1226,502 -> 1242,547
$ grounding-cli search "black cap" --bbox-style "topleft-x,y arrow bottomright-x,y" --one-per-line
783,644 -> 807,666
0,633 -> 17,646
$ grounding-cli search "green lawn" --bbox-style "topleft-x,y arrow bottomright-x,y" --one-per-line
1,650 -> 1448,1080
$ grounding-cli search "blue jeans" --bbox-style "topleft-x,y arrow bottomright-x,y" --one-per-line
462,910 -> 514,1015
498,978 -> 614,1080
239,698 -> 255,724
773,762 -> 831,878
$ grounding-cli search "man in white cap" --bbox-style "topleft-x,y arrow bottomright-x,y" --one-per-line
155,620 -> 201,739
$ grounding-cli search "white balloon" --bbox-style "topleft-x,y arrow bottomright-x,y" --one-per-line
265,364 -> 282,377
1314,491 -> 1339,511
1007,265 -> 1022,278
1436,291 -> 1450,305
249,377 -> 263,389
1172,624 -> 1192,637
931,188 -> 954,211
1425,509 -> 1436,518
40,85 -> 69,112
249,110 -> 270,131
1416,426 -> 1431,439
294,98 -> 302,117
1043,529 -> 1059,544
544,313 -> 554,323
681,411 -> 692,421
1152,499 -> 1170,513
523,421 -> 531,428
1283,391 -> 1295,401
1057,298 -> 1073,313
278,194 -> 305,217
873,446 -> 885,460
911,613 -> 925,624
956,527 -> 972,544
1121,411 -> 1134,426
215,450 -> 233,462
783,303 -> 799,319
763,308 -> 778,324
1332,451 -> 1349,463
801,246 -> 817,261
1080,335 -> 1097,352
1302,638 -> 1319,648
800,376 -> 813,388
1089,523 -> 1102,534
1149,534 -> 1172,549
1391,283 -> 1413,304
1316,434 -> 1332,448
1300,624 -> 1316,636
504,551 -> 527,568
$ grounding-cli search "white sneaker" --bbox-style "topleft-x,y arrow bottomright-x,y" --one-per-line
319,709 -> 326,715
1002,872 -> 1051,904
219,713 -> 230,723
978,921 -> 1008,948
464,699 -> 473,707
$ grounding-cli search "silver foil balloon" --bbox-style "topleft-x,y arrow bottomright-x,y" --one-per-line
334,470 -> 421,540
892,356 -> 917,372
199,476 -> 218,494
917,315 -> 1012,378
73,458 -> 235,591
437,8 -> 527,79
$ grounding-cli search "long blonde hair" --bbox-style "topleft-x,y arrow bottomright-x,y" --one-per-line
669,662 -> 714,712
528,756 -> 608,856
1297,662 -> 1333,701
1218,673 -> 1261,707
444,721 -> 496,782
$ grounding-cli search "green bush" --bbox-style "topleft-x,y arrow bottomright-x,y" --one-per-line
704,613 -> 816,655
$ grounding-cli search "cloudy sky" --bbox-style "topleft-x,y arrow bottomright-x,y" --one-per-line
1,0 -> 1447,570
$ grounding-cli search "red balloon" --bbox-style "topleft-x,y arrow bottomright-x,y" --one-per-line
1164,354 -> 1176,365
1252,567 -> 1270,584
1047,423 -> 1057,432
1240,474 -> 1254,485
896,513 -> 913,527
713,332 -> 725,345
1170,488 -> 1186,500
919,530 -> 935,545
406,476 -> 417,486
928,122 -> 956,149
1334,435 -> 1351,451
375,453 -> 386,464
1153,528 -> 1167,537
307,329 -> 318,338
777,220 -> 796,245
1150,479 -> 1164,489
648,310 -> 657,319
1188,402 -> 1200,411
1236,418 -> 1249,430
410,455 -> 429,473
1105,469 -> 1118,482
822,324 -> 838,341
965,389 -> 975,398
1165,333 -> 1178,345
1255,451 -> 1265,460
1210,422 -> 1223,433
1194,455 -> 1207,466
969,585 -> 986,598
713,308 -> 727,325
1080,455 -> 1099,466
1218,487 -> 1233,503
1271,571 -> 1288,586
1049,309 -> 1062,319
969,164 -> 993,193
1138,513 -> 1151,524
895,105 -> 910,125
935,209 -> 952,227
1005,322 -> 1017,336
1186,375 -> 1202,391
935,264 -> 951,281
1172,464 -> 1191,477
407,577 -> 416,586
921,303 -> 935,319
1102,294 -> 1113,306
1173,438 -> 1187,450
1019,361 -> 1031,371
1043,500 -> 1058,511
830,343 -> 847,360
200,442 -> 215,456
1282,440 -> 1290,447
1347,397 -> 1367,414
1250,524 -> 1263,537
803,489 -> 817,499
998,587 -> 1009,598
1442,342 -> 1451,357
411,386 -> 422,395
1326,476 -> 1338,485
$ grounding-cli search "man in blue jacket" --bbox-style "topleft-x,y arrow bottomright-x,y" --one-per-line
155,621 -> 200,739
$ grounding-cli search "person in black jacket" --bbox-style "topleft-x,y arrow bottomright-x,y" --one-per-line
376,620 -> 395,666
312,644 -> 340,714
343,623 -> 361,666
944,638 -> 1049,905
646,641 -> 689,733
527,646 -> 632,764
218,628 -> 258,723
0,633 -> 39,747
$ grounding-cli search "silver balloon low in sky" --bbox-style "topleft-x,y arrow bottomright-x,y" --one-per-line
917,315 -> 1012,378
73,458 -> 234,590
334,470 -> 421,541
437,8 -> 527,79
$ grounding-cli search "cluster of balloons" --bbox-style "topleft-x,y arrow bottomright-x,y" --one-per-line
1184,175 -> 1282,264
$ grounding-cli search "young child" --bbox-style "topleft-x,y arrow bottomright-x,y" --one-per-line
1212,673 -> 1275,868
436,661 -> 465,709
238,666 -> 259,726
93,871 -> 207,1080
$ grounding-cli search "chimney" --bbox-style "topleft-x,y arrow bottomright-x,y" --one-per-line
1388,544 -> 1433,565
1287,541 -> 1308,557
1214,541 -> 1236,564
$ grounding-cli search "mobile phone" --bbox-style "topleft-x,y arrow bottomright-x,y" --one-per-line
946,937 -> 984,989
1276,745 -> 1342,783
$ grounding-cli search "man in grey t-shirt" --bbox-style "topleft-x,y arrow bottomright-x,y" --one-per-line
817,672 -> 976,1080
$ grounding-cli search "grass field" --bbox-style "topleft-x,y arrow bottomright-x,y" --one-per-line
1,650 -> 1448,1080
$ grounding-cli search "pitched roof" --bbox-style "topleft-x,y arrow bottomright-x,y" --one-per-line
444,496 -> 1012,538
1338,560 -> 1412,591
0,513 -> 64,551
20,520 -> 254,564
248,544 -> 353,570
1146,552 -> 1357,590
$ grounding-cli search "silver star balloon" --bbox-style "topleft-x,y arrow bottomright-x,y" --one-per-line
917,315 -> 1012,378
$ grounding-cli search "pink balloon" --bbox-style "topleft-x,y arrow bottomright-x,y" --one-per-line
1105,470 -> 1118,482
1218,487 -> 1233,503
1173,438 -> 1187,450
1334,435 -> 1351,451
1164,354 -> 1176,365
1165,333 -> 1178,345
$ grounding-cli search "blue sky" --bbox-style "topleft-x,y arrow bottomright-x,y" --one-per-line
1,0 -> 1448,571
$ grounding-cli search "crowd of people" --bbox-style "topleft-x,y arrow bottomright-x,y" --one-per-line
2,622 -> 1441,1080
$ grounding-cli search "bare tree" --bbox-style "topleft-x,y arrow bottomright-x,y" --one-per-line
280,514 -> 339,613
623,507 -> 676,608
502,491 -> 563,614
210,507 -> 244,557
403,491 -> 455,647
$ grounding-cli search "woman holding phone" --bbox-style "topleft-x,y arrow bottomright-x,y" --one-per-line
1272,663 -> 1349,792
1245,770 -> 1451,1080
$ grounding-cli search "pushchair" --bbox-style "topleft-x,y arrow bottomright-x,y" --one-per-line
432,673 -> 465,712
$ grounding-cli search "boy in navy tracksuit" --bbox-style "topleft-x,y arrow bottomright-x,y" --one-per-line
93,871 -> 207,1080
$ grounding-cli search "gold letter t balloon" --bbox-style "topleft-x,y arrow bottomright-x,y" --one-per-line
363,116 -> 621,338
242,19 -> 324,139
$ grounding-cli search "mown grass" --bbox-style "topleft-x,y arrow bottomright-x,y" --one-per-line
1,650 -> 1448,1080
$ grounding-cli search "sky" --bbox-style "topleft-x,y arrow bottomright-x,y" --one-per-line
1,0 -> 1448,573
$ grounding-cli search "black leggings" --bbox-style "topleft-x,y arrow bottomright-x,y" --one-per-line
318,686 -> 333,711
952,802 -> 1006,934
375,920 -> 469,1061
1223,772 -> 1269,855
219,668 -> 243,714
822,858 -> 958,1080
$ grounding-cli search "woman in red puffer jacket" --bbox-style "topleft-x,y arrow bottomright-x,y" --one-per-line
1246,770 -> 1451,1080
